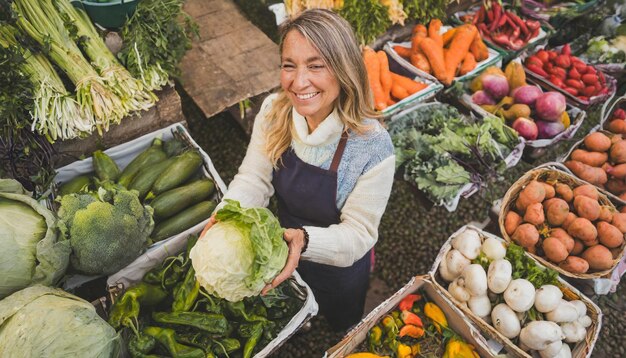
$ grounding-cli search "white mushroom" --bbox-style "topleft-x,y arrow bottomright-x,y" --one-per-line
449,277 -> 471,302
482,237 -> 507,260
539,340 -> 563,358
561,321 -> 586,343
487,259 -> 512,294
451,229 -> 482,259
460,264 -> 488,296
491,303 -> 521,339
468,295 -> 492,317
577,315 -> 592,328
446,249 -> 471,276
439,258 -> 457,282
534,285 -> 563,313
569,300 -> 587,318
519,321 -> 564,351
504,279 -> 536,312
553,343 -> 572,358
546,300 -> 579,323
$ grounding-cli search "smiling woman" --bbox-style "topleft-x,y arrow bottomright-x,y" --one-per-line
197,9 -> 396,332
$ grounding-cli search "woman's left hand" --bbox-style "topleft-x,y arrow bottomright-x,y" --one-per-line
261,228 -> 306,295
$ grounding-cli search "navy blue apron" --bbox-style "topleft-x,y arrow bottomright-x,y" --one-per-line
272,131 -> 371,331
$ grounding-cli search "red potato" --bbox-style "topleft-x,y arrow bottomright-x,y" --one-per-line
599,206 -> 614,222
584,238 -> 600,247
505,211 -> 523,236
610,140 -> 626,164
573,195 -> 601,221
605,178 -> 626,194
597,221 -> 625,248
584,132 -> 612,152
556,183 -> 574,202
607,163 -> 626,179
516,180 -> 546,212
551,228 -> 575,253
543,237 -> 569,263
582,245 -> 614,271
571,149 -> 608,167
567,217 -> 598,242
562,212 -> 578,230
611,133 -> 624,143
512,223 -> 540,248
571,239 -> 585,255
565,161 -> 608,186
524,202 -> 545,225
544,198 -> 569,226
572,184 -> 600,200
541,183 -> 556,199
612,213 -> 626,233
559,256 -> 589,273
607,119 -> 626,135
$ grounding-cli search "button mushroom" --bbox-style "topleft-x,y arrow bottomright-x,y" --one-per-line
491,303 -> 521,339
482,237 -> 507,260
519,321 -> 565,351
534,285 -> 563,313
488,259 -> 512,294
460,264 -> 488,296
451,229 -> 482,260
504,279 -> 536,312
546,300 -> 579,323
468,295 -> 492,317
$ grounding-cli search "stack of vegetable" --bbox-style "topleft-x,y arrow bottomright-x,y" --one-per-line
503,176 -> 625,274
469,62 -> 571,141
108,235 -> 305,358
438,228 -> 594,357
362,47 -> 428,111
392,20 -> 489,85
347,290 -> 480,357
390,103 -> 519,208
606,105 -> 626,135
458,1 -> 542,51
524,45 -> 612,102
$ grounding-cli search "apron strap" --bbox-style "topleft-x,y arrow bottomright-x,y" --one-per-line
329,131 -> 349,173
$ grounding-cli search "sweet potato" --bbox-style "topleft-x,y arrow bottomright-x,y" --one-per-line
551,228 -> 574,253
620,192 -> 626,201
610,140 -> 626,164
612,133 -> 624,143
543,237 -> 569,263
571,239 -> 585,255
504,211 -> 523,236
611,212 -> 626,233
567,217 -> 598,242
573,195 -> 601,221
515,180 -> 546,212
565,161 -> 608,186
555,183 -> 574,202
559,256 -> 589,274
524,202 -> 545,225
562,212 -> 578,230
544,198 -> 569,226
597,221 -> 625,248
621,206 -> 626,213
512,223 -> 540,248
608,119 -> 626,135
599,206 -> 614,222
582,245 -> 614,271
572,184 -> 599,200
584,132 -> 612,152
584,238 -> 600,246
605,178 -> 626,194
541,183 -> 556,199
607,163 -> 626,179
571,149 -> 608,167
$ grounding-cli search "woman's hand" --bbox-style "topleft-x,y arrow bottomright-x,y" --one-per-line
261,228 -> 306,295
199,213 -> 217,238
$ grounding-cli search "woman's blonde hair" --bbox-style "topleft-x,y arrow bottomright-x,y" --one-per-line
264,9 -> 379,166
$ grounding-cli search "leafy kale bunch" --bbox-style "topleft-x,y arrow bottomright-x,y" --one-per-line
389,103 -> 519,206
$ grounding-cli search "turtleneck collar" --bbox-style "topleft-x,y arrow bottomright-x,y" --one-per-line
292,107 -> 344,147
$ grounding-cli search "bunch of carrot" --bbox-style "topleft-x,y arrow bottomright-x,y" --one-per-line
363,47 -> 428,111
393,19 -> 489,86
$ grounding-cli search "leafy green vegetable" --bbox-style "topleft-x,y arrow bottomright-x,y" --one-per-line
505,243 -> 559,288
190,199 -> 288,302
339,0 -> 391,45
401,0 -> 447,24
584,35 -> 626,63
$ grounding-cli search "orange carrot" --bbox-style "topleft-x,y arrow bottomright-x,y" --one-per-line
410,52 -> 432,74
391,83 -> 410,100
412,24 -> 427,36
442,28 -> 457,47
411,26 -> 427,55
470,32 -> 489,62
363,47 -> 386,111
428,19 -> 443,48
377,51 -> 392,103
393,45 -> 412,59
420,37 -> 448,84
458,52 -> 477,76
387,98 -> 397,106
444,24 -> 477,81
391,73 -> 428,94
410,27 -> 431,74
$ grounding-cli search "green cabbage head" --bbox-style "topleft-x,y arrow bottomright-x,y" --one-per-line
0,179 -> 70,299
190,199 -> 288,302
0,285 -> 120,357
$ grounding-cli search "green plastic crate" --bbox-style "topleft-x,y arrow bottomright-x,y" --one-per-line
72,0 -> 139,29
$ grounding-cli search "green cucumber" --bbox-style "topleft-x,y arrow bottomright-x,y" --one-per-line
151,179 -> 215,220
58,175 -> 92,196
118,138 -> 168,188
150,150 -> 203,196
128,157 -> 177,199
151,201 -> 216,242
93,150 -> 120,182
163,137 -> 187,157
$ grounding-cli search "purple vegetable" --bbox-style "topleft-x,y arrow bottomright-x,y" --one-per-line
472,90 -> 496,105
482,74 -> 510,101
512,85 -> 543,106
512,117 -> 538,140
536,120 -> 565,139
535,91 -> 566,122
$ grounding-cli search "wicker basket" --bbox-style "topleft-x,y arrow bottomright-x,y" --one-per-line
431,225 -> 603,358
498,167 -> 626,279
600,95 -> 626,130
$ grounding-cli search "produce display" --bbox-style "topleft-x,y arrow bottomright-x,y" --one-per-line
348,289 -> 480,357
363,47 -> 429,111
391,20 -> 490,85
518,0 -> 600,28
582,35 -> 626,65
457,1 -> 543,51
437,227 -> 597,358
604,102 -> 626,136
468,62 -> 573,141
390,102 -> 520,208
500,169 -> 626,276
108,235 -> 306,358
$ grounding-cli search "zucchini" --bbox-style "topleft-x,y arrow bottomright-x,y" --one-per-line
163,137 -> 187,157
58,175 -> 92,196
118,138 -> 167,188
128,157 -> 177,199
150,150 -> 203,196
93,150 -> 120,182
151,179 -> 215,220
151,201 -> 216,242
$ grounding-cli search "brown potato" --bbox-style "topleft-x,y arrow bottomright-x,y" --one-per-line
562,212 -> 578,230
574,195 -> 601,221
545,198 -> 569,226
572,184 -> 599,200
543,237 -> 569,263
559,256 -> 590,274
512,223 -> 539,248
611,213 -> 626,233
541,183 -> 556,199
524,203 -> 545,225
599,206 -> 614,222
584,132 -> 612,152
583,238 -> 600,246
610,140 -> 626,164
567,217 -> 598,242
582,245 -> 614,271
571,239 -> 585,255
505,211 -> 523,236
597,221 -> 625,248
551,228 -> 575,253
571,149 -> 608,167
516,180 -> 546,212
556,183 -> 574,202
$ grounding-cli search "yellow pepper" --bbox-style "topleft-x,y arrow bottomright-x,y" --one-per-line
411,343 -> 421,355
396,343 -> 413,358
424,303 -> 448,333
345,353 -> 390,358
443,337 -> 480,358
368,325 -> 383,351
561,111 -> 571,128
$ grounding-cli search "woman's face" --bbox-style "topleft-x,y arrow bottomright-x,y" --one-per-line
280,30 -> 341,126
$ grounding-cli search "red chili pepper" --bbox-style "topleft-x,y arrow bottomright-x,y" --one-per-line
400,310 -> 424,327
581,86 -> 596,97
530,27 -> 540,39
491,33 -> 513,48
563,86 -> 579,96
474,6 -> 485,25
510,27 -> 521,41
581,73 -> 598,85
568,67 -> 581,80
526,19 -> 541,31
527,63 -> 548,77
565,79 -> 584,90
561,44 -> 571,56
486,4 -> 494,22
398,294 -> 421,311
508,11 -> 529,35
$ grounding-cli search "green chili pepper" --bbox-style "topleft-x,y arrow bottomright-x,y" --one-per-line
212,338 -> 241,357
172,266 -> 200,312
177,332 -> 213,351
109,283 -> 168,330
242,322 -> 263,358
143,326 -> 205,358
368,325 -> 383,352
152,311 -> 229,335
225,301 -> 267,323
129,334 -> 156,357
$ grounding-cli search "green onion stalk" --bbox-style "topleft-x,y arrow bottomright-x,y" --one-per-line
12,0 -> 126,134
0,25 -> 94,141
53,0 -> 157,115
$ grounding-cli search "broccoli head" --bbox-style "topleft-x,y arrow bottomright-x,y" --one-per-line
57,187 -> 154,275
